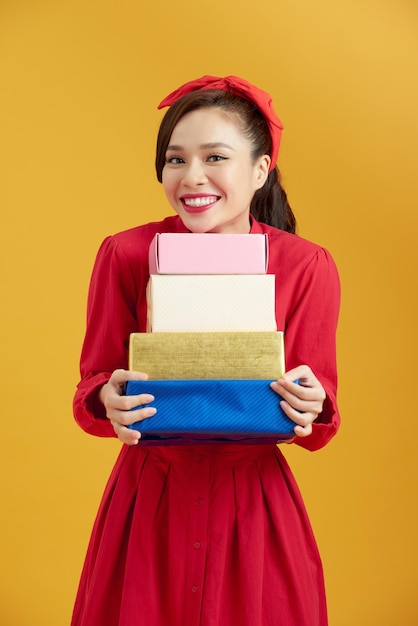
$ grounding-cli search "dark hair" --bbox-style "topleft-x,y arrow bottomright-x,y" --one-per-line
155,90 -> 296,233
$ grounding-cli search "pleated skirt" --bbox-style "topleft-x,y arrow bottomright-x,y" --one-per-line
71,443 -> 327,626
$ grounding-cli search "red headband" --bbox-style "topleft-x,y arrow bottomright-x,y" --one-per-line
158,75 -> 283,172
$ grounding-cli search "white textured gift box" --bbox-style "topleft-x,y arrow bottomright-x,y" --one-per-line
146,274 -> 277,332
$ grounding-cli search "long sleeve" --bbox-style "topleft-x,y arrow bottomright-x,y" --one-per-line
258,224 -> 341,452
283,247 -> 340,451
73,216 -> 189,437
73,234 -> 148,437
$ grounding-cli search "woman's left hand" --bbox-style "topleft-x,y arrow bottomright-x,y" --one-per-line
270,365 -> 326,438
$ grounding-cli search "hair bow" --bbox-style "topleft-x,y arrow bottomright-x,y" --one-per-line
158,75 -> 283,171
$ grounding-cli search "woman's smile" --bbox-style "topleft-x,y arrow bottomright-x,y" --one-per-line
181,194 -> 220,212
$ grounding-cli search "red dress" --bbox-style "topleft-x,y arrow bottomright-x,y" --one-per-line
72,216 -> 341,626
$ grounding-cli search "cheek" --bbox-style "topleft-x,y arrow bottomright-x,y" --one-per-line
215,170 -> 235,194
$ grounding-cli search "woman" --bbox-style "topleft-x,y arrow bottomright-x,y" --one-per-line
72,75 -> 341,626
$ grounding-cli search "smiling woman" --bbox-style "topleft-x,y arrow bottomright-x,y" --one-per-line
71,75 -> 340,626
156,85 -> 296,233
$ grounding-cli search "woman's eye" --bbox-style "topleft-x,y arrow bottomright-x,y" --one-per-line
166,156 -> 184,164
207,154 -> 226,162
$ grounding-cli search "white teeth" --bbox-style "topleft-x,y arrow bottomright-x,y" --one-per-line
183,196 -> 217,207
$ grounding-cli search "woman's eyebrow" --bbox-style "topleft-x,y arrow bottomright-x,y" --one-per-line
166,142 -> 235,151
200,142 -> 235,151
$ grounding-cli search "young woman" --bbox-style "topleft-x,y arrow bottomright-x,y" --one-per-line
72,75 -> 341,626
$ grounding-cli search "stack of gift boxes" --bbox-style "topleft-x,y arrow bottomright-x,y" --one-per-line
126,233 -> 293,442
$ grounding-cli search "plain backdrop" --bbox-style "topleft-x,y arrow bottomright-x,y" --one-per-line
1,0 -> 417,624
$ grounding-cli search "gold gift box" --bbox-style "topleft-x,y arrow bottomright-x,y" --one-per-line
129,331 -> 285,380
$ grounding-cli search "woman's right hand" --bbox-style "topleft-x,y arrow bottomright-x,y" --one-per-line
99,369 -> 156,445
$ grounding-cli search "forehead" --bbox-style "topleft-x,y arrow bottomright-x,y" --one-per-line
169,107 -> 247,147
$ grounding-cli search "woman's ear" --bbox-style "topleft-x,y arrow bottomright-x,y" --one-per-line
254,154 -> 271,189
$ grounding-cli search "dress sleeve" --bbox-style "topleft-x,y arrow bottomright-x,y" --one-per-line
284,247 -> 341,451
73,236 -> 144,437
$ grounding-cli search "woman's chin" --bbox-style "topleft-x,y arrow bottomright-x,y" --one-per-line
178,212 -> 216,233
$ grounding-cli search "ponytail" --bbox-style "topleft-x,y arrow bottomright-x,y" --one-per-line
251,167 -> 296,233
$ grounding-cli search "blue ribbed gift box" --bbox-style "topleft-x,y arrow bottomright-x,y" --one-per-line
125,379 -> 294,443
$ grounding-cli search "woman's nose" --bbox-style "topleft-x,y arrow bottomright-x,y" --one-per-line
182,159 -> 208,186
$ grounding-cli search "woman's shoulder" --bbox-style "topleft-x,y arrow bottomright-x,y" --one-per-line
253,220 -> 333,265
96,215 -> 185,262
111,214 -> 186,246
88,215 -> 186,275
255,223 -> 340,300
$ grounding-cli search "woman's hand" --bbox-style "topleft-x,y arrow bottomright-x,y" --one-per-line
99,369 -> 156,445
270,365 -> 326,439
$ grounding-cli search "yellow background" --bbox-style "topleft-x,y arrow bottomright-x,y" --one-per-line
1,0 -> 417,624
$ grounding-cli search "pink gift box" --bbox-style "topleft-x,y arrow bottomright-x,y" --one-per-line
149,233 -> 268,274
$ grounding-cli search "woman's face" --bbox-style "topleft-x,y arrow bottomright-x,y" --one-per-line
162,107 -> 270,234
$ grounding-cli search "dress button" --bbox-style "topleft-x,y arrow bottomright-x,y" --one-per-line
196,498 -> 203,506
194,542 -> 201,549
191,585 -> 198,593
